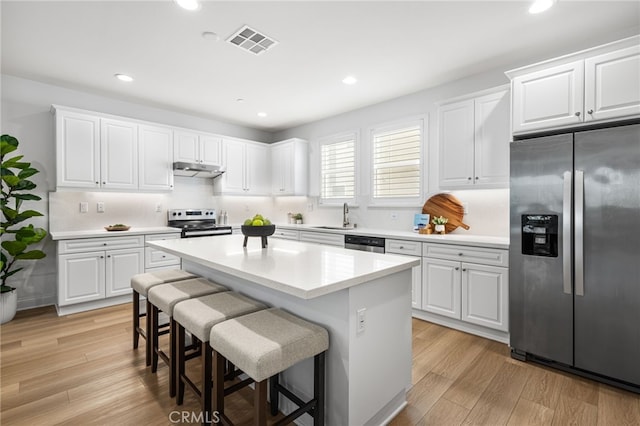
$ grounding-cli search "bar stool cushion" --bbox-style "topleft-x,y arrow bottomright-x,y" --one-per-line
174,292 -> 267,342
210,308 -> 329,383
148,278 -> 227,316
131,269 -> 197,296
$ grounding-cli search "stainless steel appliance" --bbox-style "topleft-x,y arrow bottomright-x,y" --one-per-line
167,209 -> 232,238
172,162 -> 225,178
344,235 -> 385,253
510,123 -> 640,392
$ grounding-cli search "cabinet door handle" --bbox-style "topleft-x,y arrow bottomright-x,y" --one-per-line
458,252 -> 463,256
107,255 -> 111,258
100,255 -> 104,259
575,111 -> 581,117
467,177 -> 472,181
455,267 -> 460,271
462,268 -> 467,272
399,246 -> 404,249
587,109 -> 594,115
95,181 -> 99,185
475,177 -> 479,180
103,243 -> 107,246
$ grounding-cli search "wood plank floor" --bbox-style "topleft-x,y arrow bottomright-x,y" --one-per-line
1,304 -> 639,425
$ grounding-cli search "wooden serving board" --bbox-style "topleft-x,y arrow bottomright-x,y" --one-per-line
422,193 -> 469,233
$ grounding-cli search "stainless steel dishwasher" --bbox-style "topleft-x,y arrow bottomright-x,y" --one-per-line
344,235 -> 385,253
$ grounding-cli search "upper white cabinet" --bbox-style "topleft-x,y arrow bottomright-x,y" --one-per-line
438,87 -> 510,189
217,139 -> 270,195
271,138 -> 308,196
139,124 -> 174,191
100,118 -> 138,190
174,131 -> 222,166
55,109 -> 101,188
508,37 -> 640,134
53,106 -> 173,192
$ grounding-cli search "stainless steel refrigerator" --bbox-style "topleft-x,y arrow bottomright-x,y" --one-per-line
509,123 -> 640,392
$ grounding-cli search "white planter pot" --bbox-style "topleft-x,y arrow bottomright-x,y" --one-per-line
1,289 -> 18,324
434,224 -> 445,233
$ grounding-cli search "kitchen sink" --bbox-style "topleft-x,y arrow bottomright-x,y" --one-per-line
312,226 -> 355,230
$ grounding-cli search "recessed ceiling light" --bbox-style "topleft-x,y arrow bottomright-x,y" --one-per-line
342,76 -> 358,85
529,0 -> 555,14
236,98 -> 245,103
175,0 -> 200,11
114,73 -> 134,82
257,112 -> 267,118
202,31 -> 220,41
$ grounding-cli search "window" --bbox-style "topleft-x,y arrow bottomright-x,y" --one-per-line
319,133 -> 356,202
371,120 -> 423,200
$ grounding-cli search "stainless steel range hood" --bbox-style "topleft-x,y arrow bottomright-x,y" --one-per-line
172,162 -> 225,178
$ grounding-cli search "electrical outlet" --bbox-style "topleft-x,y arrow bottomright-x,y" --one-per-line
97,202 -> 105,213
307,203 -> 314,212
79,202 -> 88,213
356,308 -> 366,333
463,202 -> 469,215
155,203 -> 162,213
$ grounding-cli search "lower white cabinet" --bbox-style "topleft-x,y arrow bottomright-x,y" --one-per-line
271,228 -> 300,241
386,239 -> 423,309
57,234 -> 168,314
144,233 -> 181,270
419,242 -> 509,338
299,231 -> 344,247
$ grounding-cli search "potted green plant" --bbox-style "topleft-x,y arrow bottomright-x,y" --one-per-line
1,135 -> 47,323
293,213 -> 303,224
432,216 -> 448,234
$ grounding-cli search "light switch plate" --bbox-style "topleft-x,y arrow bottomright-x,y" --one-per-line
80,202 -> 88,213
97,202 -> 105,213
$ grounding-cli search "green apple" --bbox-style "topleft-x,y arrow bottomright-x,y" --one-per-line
252,219 -> 264,226
243,218 -> 253,226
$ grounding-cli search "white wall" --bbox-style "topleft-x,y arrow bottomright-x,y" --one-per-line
1,74 -> 271,309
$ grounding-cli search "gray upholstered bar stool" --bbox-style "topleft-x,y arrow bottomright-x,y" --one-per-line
173,292 -> 267,419
210,308 -> 329,426
131,269 -> 196,365
147,277 -> 227,397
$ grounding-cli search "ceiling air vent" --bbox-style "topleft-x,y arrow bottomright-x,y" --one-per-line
226,25 -> 278,55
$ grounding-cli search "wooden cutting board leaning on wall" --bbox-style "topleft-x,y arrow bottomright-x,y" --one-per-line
422,193 -> 470,234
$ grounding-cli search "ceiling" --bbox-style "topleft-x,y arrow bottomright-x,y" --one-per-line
2,1 -> 639,132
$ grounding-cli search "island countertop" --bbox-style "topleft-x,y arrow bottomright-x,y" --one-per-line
147,234 -> 420,299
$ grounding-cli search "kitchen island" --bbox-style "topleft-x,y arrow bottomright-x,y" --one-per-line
147,234 -> 420,426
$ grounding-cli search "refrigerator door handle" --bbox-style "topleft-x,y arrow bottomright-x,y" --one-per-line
562,171 -> 572,295
575,170 -> 585,296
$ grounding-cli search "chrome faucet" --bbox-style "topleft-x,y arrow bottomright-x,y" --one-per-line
343,202 -> 350,227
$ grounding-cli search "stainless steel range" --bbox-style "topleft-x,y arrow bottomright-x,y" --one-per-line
167,209 -> 232,238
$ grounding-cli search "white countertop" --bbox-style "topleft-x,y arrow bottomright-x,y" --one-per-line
269,224 -> 510,249
50,226 -> 181,240
147,234 -> 420,299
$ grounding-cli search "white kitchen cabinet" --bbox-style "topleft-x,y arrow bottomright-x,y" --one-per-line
55,109 -> 101,189
386,239 -> 422,309
584,45 -> 640,122
271,138 -> 308,196
53,105 -> 174,192
139,124 -> 174,191
100,118 -> 138,190
57,235 -> 145,313
508,37 -> 640,134
438,87 -> 510,189
419,242 -> 509,338
271,228 -> 300,241
58,252 -> 105,305
299,231 -> 344,247
144,233 -> 181,270
173,131 -> 222,166
462,262 -> 508,332
217,139 -> 270,195
105,248 -> 145,297
422,258 -> 461,319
